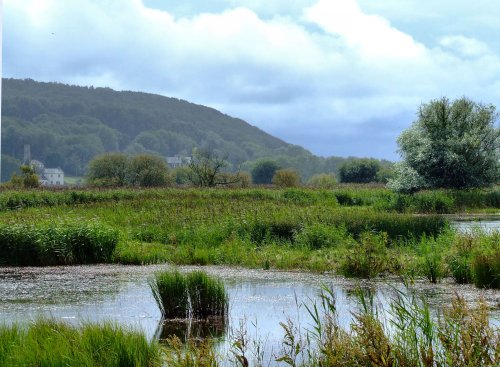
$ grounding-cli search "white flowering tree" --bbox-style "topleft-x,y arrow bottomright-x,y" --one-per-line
389,97 -> 500,192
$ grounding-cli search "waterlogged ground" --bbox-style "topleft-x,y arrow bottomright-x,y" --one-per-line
0,265 -> 498,353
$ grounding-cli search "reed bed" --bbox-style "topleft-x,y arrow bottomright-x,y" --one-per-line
0,319 -> 161,367
161,286 -> 500,367
150,270 -> 228,319
0,221 -> 118,266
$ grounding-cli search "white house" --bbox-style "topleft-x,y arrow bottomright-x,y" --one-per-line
166,156 -> 191,168
43,168 -> 64,186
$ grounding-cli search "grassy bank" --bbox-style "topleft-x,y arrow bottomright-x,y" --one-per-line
0,187 -> 498,287
0,319 -> 161,367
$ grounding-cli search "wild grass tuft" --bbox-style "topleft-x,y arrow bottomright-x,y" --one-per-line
0,318 -> 161,367
150,270 -> 228,320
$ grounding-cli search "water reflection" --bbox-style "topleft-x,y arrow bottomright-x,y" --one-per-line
155,317 -> 227,342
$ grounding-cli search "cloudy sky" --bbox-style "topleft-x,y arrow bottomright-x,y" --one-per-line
4,0 -> 500,159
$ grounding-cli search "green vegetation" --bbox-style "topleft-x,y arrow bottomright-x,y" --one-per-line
161,287 -> 500,366
0,187 -> 498,288
339,158 -> 382,183
87,152 -> 170,187
0,319 -> 161,367
150,270 -> 228,319
307,173 -> 337,188
272,168 -> 301,187
390,97 -> 500,192
251,159 -> 280,184
0,221 -> 118,266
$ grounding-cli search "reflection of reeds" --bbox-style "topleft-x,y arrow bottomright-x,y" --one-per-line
150,270 -> 228,320
155,317 -> 227,343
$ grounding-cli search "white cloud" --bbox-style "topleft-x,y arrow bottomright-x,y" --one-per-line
3,0 -> 500,158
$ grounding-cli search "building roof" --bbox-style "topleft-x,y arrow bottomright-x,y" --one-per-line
44,168 -> 64,174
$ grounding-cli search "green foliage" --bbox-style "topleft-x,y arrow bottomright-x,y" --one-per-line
0,319 -> 160,366
87,152 -> 128,186
0,221 -> 118,266
150,270 -> 228,319
339,158 -> 381,183
187,149 -> 240,187
307,173 -> 337,188
272,168 -> 301,187
392,97 -> 500,191
87,152 -> 170,187
339,232 -> 390,278
126,154 -> 170,187
7,165 -> 40,189
251,159 -> 280,184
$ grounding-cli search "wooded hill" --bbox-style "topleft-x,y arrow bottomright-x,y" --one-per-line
1,78 -> 389,181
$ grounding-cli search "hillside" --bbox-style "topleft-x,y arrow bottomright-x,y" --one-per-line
1,78 -> 387,181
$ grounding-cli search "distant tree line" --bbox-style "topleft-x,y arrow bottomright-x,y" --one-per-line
1,78 -> 392,182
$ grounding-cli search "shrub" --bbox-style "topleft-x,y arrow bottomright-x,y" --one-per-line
272,169 -> 301,188
339,159 -> 381,183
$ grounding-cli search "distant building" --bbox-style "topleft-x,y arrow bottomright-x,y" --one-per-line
166,156 -> 191,168
42,168 -> 65,186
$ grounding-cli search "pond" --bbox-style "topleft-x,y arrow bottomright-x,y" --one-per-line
0,265 -> 498,360
450,214 -> 500,233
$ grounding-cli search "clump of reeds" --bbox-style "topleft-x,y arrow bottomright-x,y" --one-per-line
278,285 -> 500,367
0,221 -> 118,266
150,270 -> 228,320
0,318 -> 161,366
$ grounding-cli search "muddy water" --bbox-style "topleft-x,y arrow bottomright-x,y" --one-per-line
0,265 -> 498,349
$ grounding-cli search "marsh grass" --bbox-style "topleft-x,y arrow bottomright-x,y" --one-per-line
0,318 -> 161,367
276,285 -> 500,367
150,270 -> 228,320
0,221 -> 118,266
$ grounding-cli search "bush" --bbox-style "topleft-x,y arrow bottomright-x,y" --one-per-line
339,159 -> 381,183
251,159 -> 280,184
272,169 -> 300,188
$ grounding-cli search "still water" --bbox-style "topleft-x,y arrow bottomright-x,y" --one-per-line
0,265 -> 498,351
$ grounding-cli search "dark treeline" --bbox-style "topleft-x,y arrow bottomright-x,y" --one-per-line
1,78 -> 391,181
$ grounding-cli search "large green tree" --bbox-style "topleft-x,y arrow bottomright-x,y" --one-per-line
251,159 -> 280,184
339,158 -> 381,183
390,97 -> 500,192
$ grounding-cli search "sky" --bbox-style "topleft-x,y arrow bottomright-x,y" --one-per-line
4,0 -> 500,159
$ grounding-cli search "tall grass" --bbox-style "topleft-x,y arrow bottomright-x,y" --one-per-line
277,286 -> 500,367
0,221 -> 118,266
150,270 -> 228,320
0,319 -> 161,367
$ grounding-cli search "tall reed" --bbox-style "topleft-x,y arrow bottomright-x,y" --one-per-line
150,270 -> 228,319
